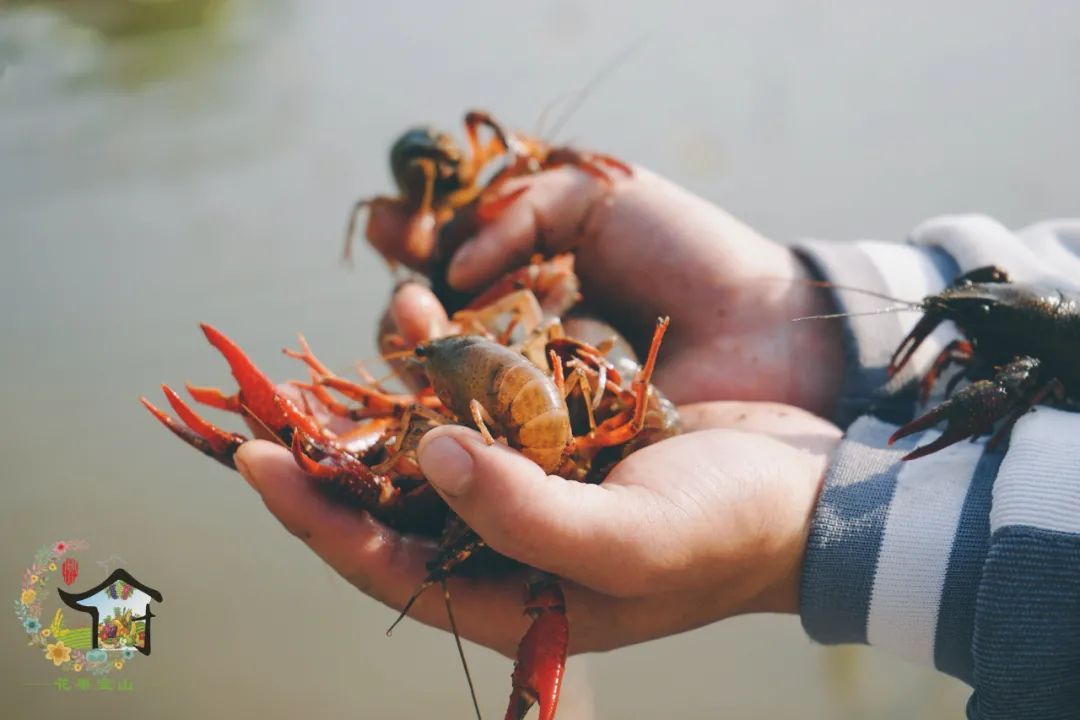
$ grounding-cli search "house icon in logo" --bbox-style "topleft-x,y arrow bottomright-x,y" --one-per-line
57,569 -> 163,656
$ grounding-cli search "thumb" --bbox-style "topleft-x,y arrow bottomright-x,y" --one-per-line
417,425 -> 639,594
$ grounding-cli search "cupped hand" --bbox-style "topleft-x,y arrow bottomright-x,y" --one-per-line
233,402 -> 839,658
444,166 -> 844,415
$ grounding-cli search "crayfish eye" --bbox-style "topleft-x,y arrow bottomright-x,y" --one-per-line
413,344 -> 429,358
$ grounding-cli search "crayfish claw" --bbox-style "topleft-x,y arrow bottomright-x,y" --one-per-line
891,356 -> 1048,460
200,323 -> 291,434
287,429 -> 403,513
289,432 -> 335,478
900,427 -> 972,461
185,383 -> 241,412
889,404 -> 949,446
142,385 -> 246,469
890,397 -> 977,460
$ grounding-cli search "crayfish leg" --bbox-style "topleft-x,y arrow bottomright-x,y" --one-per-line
543,147 -> 632,185
456,288 -> 545,342
282,334 -> 336,378
573,316 -> 669,450
319,375 -> 427,415
343,197 -> 373,264
505,577 -> 569,720
919,339 -> 973,404
289,431 -> 401,511
371,404 -> 448,473
469,398 -> 497,445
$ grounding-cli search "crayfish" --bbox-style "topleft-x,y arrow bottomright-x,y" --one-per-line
142,274 -> 679,720
344,109 -> 630,302
821,265 -> 1080,460
148,109 -> 651,719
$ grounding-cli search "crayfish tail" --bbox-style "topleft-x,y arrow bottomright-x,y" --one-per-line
505,578 -> 568,720
505,610 -> 568,720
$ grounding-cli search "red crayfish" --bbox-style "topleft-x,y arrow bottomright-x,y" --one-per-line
147,109 -> 648,720
143,291 -> 678,720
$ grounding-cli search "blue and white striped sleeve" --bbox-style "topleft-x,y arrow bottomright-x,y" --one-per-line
793,216 -> 1080,719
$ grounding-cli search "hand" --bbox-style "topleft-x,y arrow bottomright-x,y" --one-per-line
442,166 -> 845,415
233,402 -> 840,657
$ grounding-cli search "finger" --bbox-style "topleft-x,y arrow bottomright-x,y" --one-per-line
235,441 -> 431,588
416,425 -> 652,596
387,281 -> 451,346
678,401 -> 841,454
447,168 -> 608,291
233,439 -> 530,654
233,440 -> 774,655
377,281 -> 450,391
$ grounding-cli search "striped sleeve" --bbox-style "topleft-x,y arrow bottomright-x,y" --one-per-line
793,216 -> 1080,718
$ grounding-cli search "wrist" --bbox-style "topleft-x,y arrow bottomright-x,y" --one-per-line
785,249 -> 846,416
736,437 -> 832,616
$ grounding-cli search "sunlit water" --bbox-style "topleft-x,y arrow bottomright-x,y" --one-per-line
3,1 -> 1077,717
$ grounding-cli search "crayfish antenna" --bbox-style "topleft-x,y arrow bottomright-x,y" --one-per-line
792,305 -> 915,322
386,579 -> 435,637
442,580 -> 483,720
239,403 -> 290,449
795,279 -> 921,306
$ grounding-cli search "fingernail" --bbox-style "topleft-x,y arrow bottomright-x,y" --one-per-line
453,239 -> 477,266
447,241 -> 477,287
392,277 -> 424,296
233,444 -> 259,492
418,436 -> 474,496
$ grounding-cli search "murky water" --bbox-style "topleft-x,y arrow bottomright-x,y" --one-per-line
3,1 -> 1077,717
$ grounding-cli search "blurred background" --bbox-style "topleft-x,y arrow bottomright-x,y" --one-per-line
2,1 -> 1078,717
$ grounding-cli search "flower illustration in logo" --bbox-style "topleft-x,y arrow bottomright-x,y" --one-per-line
73,663 -> 83,672
44,641 -> 71,666
113,660 -> 124,670
21,588 -> 36,605
40,628 -> 51,638
85,648 -> 107,663
53,542 -> 68,555
121,646 -> 136,660
48,562 -> 57,572
22,618 -> 41,634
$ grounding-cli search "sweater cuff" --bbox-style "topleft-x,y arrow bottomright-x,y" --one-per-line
967,407 -> 1080,718
793,239 -> 960,427
800,416 -> 1004,684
